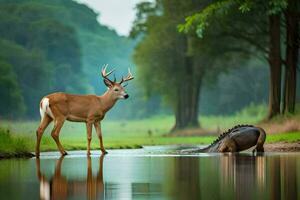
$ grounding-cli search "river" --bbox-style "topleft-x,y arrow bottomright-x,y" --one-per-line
0,146 -> 299,199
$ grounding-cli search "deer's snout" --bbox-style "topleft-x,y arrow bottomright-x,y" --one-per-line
124,94 -> 129,99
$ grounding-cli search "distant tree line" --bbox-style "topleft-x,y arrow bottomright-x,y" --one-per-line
131,0 -> 300,131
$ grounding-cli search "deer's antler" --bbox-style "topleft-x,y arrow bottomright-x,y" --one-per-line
101,64 -> 115,83
119,68 -> 134,84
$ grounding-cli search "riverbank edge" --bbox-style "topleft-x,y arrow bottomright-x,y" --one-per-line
0,151 -> 35,159
264,141 -> 300,152
1,141 -> 299,160
40,141 -> 300,153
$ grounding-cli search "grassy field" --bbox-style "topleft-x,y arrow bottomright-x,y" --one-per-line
1,114 -> 300,152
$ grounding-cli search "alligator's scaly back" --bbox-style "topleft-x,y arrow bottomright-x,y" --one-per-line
204,124 -> 254,151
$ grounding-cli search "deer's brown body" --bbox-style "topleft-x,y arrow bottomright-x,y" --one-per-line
35,65 -> 134,157
44,92 -> 116,122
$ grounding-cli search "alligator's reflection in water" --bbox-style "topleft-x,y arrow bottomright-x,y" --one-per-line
36,155 -> 104,200
0,150 -> 299,199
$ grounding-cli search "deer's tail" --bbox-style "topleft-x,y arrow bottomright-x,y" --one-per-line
39,98 -> 54,121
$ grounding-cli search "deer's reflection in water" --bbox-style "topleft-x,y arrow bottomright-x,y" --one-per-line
36,155 -> 105,200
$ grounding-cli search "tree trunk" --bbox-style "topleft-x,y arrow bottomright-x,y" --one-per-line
267,14 -> 282,119
283,0 -> 299,114
171,55 -> 201,131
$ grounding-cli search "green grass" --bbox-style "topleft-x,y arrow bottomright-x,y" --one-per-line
1,128 -> 299,153
1,114 -> 300,152
1,114 -> 263,139
265,132 -> 300,143
0,128 -> 31,154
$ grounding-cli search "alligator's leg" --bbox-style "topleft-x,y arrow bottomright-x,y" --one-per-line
219,138 -> 237,153
253,127 -> 266,153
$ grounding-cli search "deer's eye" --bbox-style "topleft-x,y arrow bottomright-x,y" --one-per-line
114,88 -> 119,92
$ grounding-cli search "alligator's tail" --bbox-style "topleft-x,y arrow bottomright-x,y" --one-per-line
180,145 -> 210,154
255,127 -> 266,152
197,146 -> 211,153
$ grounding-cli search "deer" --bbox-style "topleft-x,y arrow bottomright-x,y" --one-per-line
35,64 -> 134,157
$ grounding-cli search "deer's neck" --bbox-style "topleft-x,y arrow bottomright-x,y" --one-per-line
99,91 -> 118,113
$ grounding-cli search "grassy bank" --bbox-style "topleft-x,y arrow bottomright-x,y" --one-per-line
0,113 -> 299,153
0,130 -> 299,153
39,132 -> 300,152
0,128 -> 34,158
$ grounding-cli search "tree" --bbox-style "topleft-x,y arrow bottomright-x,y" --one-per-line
283,0 -> 299,114
268,12 -> 282,118
179,0 -> 298,119
132,0 -> 249,130
132,1 -> 205,130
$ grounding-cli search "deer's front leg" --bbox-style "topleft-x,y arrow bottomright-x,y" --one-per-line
86,122 -> 93,155
94,122 -> 107,154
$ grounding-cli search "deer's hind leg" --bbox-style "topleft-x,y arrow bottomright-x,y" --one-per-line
51,117 -> 67,156
36,115 -> 53,157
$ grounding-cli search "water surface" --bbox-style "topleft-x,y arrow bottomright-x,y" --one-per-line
0,147 -> 299,200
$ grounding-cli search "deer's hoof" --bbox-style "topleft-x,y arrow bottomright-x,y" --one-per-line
62,151 -> 68,156
101,150 -> 108,154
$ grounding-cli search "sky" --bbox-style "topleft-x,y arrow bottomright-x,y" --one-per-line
76,0 -> 145,36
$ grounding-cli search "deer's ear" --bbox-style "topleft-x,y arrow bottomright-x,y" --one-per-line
103,79 -> 113,88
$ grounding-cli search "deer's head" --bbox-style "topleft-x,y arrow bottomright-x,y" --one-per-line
101,64 -> 134,100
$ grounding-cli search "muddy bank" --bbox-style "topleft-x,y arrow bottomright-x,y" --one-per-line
264,141 -> 300,152
0,152 -> 35,159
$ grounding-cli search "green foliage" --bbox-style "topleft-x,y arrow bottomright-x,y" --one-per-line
178,0 -> 233,37
132,0 -> 235,111
0,39 -> 52,117
200,62 -> 269,115
0,128 -> 31,153
132,0 -> 273,124
236,103 -> 268,118
238,0 -> 252,13
178,0 -> 288,37
130,1 -> 158,38
267,0 -> 288,14
132,1 -> 186,106
0,59 -> 25,118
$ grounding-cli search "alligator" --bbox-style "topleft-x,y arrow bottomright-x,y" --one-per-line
183,125 -> 266,153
